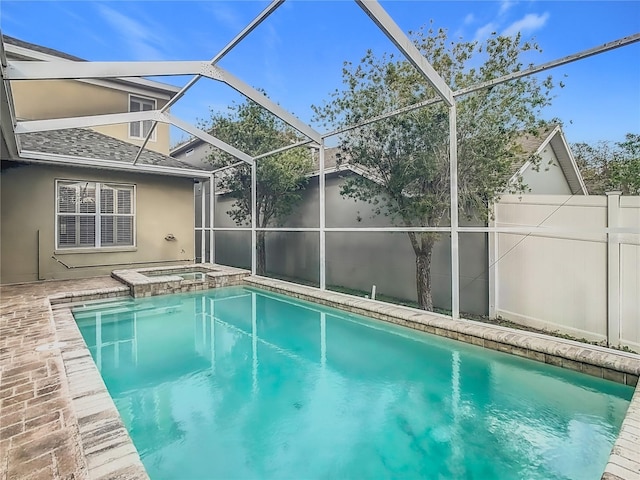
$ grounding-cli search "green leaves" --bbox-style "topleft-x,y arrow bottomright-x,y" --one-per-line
203,97 -> 313,228
313,26 -> 556,309
574,133 -> 640,195
313,27 -> 554,228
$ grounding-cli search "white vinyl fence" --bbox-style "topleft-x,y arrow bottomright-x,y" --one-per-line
491,193 -> 640,350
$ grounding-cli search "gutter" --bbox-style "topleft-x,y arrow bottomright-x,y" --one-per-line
19,150 -> 212,178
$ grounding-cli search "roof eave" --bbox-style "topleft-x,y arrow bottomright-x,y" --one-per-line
3,42 -> 181,97
170,136 -> 203,156
550,129 -> 588,195
507,125 -> 588,195
0,40 -> 19,160
18,150 -> 212,178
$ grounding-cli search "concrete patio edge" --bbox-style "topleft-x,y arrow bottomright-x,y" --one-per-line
49,288 -> 149,480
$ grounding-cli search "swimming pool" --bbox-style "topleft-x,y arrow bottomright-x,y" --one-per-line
73,286 -> 633,480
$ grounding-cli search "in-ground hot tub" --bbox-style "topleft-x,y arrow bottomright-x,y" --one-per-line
111,263 -> 249,297
144,268 -> 208,282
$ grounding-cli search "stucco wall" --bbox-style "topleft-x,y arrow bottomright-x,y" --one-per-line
0,163 -> 195,284
520,147 -> 572,195
207,173 -> 488,315
172,142 -> 213,170
11,79 -> 171,155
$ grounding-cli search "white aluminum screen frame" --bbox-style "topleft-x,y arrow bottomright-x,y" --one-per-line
3,2 -> 638,322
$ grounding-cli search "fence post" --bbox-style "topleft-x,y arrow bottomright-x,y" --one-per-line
606,191 -> 621,346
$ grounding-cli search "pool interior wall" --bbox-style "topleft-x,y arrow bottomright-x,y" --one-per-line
45,267 -> 640,480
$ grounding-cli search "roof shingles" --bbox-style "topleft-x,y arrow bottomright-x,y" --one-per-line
19,128 -> 204,170
2,34 -> 86,61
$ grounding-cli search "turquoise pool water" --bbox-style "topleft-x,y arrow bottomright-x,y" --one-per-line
73,286 -> 633,480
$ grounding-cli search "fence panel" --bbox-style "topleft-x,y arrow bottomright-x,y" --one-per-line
494,194 -> 639,349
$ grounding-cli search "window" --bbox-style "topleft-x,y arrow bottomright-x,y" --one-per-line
129,95 -> 156,140
56,180 -> 135,250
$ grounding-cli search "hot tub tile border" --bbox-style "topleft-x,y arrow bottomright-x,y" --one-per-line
111,264 -> 250,298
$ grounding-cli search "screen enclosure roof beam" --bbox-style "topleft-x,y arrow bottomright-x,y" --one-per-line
214,66 -> 322,144
15,110 -> 254,165
14,111 -> 162,133
160,112 -> 253,165
19,150 -> 212,178
5,60 -> 207,80
323,32 -> 640,139
132,0 -> 285,164
355,0 -> 454,107
8,58 -> 323,145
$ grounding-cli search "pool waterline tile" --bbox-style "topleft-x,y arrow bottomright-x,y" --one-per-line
243,277 -> 640,383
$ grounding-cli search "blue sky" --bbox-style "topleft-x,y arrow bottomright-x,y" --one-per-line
1,0 -> 638,147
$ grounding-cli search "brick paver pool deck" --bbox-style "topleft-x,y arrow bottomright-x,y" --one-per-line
1,277 -> 122,480
1,272 -> 639,480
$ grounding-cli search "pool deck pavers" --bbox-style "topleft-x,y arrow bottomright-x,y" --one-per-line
1,277 -> 125,480
1,272 -> 639,480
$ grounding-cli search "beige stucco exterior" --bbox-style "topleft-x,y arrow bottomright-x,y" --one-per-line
11,79 -> 172,155
519,146 -> 572,194
0,163 -> 195,284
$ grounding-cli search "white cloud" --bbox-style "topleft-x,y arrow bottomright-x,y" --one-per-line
474,22 -> 498,42
96,5 -> 168,60
0,10 -> 25,29
502,12 -> 550,37
55,5 -> 109,50
499,0 -> 517,16
463,13 -> 475,25
262,23 -> 285,91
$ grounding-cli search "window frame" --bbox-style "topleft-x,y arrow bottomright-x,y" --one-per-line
55,179 -> 137,252
128,94 -> 157,142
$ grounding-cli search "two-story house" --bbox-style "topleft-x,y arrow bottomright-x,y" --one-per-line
4,35 -> 177,154
1,35 -> 208,284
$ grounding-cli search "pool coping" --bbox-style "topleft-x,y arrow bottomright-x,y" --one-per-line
44,264 -> 250,479
49,286 -> 149,480
46,273 -> 640,480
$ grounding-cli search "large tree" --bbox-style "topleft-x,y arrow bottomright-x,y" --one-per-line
205,98 -> 313,275
313,26 -> 556,311
573,133 -> 640,195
